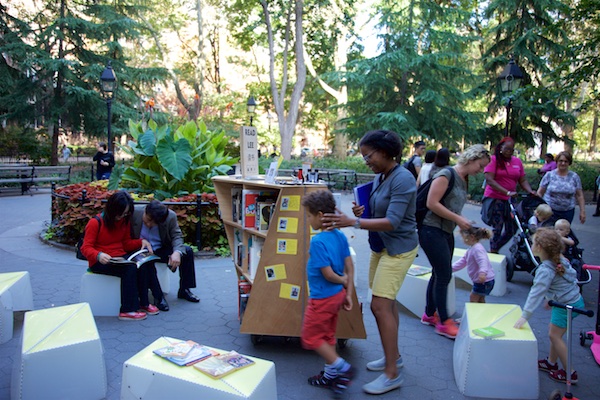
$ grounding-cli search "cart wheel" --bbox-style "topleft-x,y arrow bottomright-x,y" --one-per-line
505,254 -> 515,282
580,330 -> 587,347
548,389 -> 562,400
250,335 -> 263,345
337,339 -> 348,349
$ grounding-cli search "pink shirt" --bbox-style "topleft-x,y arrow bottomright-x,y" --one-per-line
483,155 -> 525,200
452,242 -> 495,283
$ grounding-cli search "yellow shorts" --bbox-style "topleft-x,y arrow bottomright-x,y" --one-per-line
369,246 -> 418,300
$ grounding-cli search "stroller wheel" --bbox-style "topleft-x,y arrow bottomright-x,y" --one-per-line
580,330 -> 587,346
548,389 -> 562,400
505,254 -> 515,282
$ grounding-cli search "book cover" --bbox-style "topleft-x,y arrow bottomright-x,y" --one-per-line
353,181 -> 373,218
231,187 -> 243,224
153,341 -> 218,366
407,265 -> 433,276
256,201 -> 275,232
248,236 -> 264,281
193,351 -> 255,378
472,326 -> 505,339
109,249 -> 160,268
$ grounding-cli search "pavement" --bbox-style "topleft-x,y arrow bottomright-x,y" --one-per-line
1,188 -> 600,400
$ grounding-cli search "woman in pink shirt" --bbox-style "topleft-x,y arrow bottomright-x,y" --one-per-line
482,137 -> 536,253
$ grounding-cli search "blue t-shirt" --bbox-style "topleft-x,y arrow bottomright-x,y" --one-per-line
307,229 -> 350,300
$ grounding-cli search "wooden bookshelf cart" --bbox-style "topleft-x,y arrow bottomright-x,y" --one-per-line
212,176 -> 366,344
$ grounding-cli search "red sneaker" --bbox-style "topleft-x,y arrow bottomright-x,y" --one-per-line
538,358 -> 558,372
435,319 -> 459,339
421,312 -> 440,327
549,369 -> 578,384
139,304 -> 159,315
118,311 -> 147,321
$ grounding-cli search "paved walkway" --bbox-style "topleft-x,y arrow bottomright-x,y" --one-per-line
1,189 -> 599,399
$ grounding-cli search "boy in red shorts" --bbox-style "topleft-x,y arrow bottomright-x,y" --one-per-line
301,190 -> 355,398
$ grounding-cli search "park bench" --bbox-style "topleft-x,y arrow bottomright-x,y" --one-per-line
0,165 -> 70,194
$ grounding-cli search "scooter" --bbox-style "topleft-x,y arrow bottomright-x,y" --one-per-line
548,300 -> 594,400
579,264 -> 600,366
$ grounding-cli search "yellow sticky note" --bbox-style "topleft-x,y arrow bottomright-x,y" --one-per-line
276,239 -> 298,255
280,196 -> 301,211
279,283 -> 301,301
265,264 -> 287,282
277,217 -> 298,233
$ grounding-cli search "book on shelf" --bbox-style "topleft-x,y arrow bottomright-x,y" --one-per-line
472,326 -> 505,339
108,249 -> 160,268
255,198 -> 276,232
193,351 -> 255,378
242,190 -> 276,229
406,265 -> 433,276
233,229 -> 243,267
247,236 -> 264,281
153,340 -> 218,366
231,187 -> 243,224
353,181 -> 373,219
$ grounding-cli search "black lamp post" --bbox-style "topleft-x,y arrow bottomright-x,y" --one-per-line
100,62 -> 117,152
247,96 -> 257,127
497,58 -> 524,137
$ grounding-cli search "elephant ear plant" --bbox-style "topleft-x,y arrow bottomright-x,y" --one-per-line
113,119 -> 238,199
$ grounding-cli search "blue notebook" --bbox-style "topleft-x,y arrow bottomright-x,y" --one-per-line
353,181 -> 373,218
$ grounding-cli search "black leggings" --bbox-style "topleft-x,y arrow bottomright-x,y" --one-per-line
419,225 -> 454,322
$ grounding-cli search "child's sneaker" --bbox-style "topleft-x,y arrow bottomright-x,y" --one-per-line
435,319 -> 459,339
308,371 -> 334,388
420,312 -> 440,326
538,358 -> 559,372
332,366 -> 355,398
549,369 -> 578,384
366,356 -> 404,371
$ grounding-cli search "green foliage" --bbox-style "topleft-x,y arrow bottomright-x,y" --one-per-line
115,120 -> 238,199
572,162 -> 599,191
0,126 -> 52,163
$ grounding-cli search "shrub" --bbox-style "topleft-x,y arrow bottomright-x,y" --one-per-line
572,162 -> 599,191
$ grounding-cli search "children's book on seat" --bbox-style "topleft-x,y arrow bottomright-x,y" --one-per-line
193,351 -> 255,378
153,340 -> 217,366
109,249 -> 160,268
472,326 -> 505,339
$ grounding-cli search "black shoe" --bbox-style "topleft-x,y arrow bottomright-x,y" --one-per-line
593,212 -> 600,217
154,297 -> 169,312
178,288 -> 200,303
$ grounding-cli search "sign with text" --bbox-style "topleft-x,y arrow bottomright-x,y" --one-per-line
240,126 -> 259,178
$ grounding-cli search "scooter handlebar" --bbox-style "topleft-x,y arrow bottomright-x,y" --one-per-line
548,300 -> 594,318
583,264 -> 600,271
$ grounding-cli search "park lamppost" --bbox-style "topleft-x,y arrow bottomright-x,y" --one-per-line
100,62 -> 117,152
497,58 -> 524,137
247,96 -> 257,127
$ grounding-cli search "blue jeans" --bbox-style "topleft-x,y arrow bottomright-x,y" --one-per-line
472,280 -> 495,296
419,225 -> 454,322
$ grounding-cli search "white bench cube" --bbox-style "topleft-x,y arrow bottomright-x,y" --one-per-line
79,272 -> 121,317
155,262 -> 171,295
453,303 -> 538,399
0,272 -> 34,344
11,302 -> 107,400
452,248 -> 507,297
397,265 -> 455,318
121,336 -> 277,400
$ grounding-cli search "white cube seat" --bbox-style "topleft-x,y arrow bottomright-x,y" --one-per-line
453,303 -> 538,399
397,265 -> 455,318
121,336 -> 277,400
452,248 -> 507,296
79,272 -> 121,317
155,262 -> 171,295
0,272 -> 34,344
11,303 -> 107,400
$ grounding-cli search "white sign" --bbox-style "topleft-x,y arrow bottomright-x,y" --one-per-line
240,126 -> 259,178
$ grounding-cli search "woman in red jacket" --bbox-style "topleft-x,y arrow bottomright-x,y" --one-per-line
81,191 -> 156,320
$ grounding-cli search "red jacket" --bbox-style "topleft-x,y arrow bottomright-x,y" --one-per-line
81,214 -> 142,266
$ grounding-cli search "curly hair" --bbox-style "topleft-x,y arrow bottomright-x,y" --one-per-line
457,144 -> 490,165
460,226 -> 492,241
301,189 -> 336,215
533,227 -> 565,272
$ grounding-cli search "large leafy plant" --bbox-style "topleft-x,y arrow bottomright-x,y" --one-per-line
116,120 -> 238,199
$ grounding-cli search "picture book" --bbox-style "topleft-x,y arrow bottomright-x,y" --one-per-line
153,340 -> 218,366
193,351 -> 255,378
109,249 -> 160,268
353,181 -> 373,218
406,265 -> 433,276
472,326 -> 505,339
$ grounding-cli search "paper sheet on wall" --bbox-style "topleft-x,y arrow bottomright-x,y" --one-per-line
276,239 -> 298,255
280,196 -> 301,212
279,283 -> 301,301
265,264 -> 287,282
276,217 -> 298,234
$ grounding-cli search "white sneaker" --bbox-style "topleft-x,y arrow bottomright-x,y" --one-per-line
366,356 -> 404,371
362,373 -> 404,394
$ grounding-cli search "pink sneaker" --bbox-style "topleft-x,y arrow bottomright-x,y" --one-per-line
435,319 -> 459,339
421,312 -> 440,326
118,311 -> 147,321
139,304 -> 159,315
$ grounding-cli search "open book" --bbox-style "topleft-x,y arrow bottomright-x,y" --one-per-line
193,351 -> 255,378
153,340 -> 218,367
109,249 -> 160,268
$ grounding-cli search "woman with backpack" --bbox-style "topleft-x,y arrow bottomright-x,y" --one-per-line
419,144 -> 490,339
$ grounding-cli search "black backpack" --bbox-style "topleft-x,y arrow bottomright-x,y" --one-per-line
403,155 -> 418,179
415,168 -> 455,227
76,216 -> 101,260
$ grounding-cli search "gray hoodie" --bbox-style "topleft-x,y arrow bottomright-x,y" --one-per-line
521,257 -> 581,320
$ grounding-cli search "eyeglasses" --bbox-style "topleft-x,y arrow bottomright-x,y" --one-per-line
363,150 -> 377,162
116,210 -> 130,220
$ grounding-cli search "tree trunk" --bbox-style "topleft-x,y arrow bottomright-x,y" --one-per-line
195,0 -> 205,113
590,111 -> 598,153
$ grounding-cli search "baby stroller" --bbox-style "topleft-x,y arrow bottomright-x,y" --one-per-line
506,195 -> 591,286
